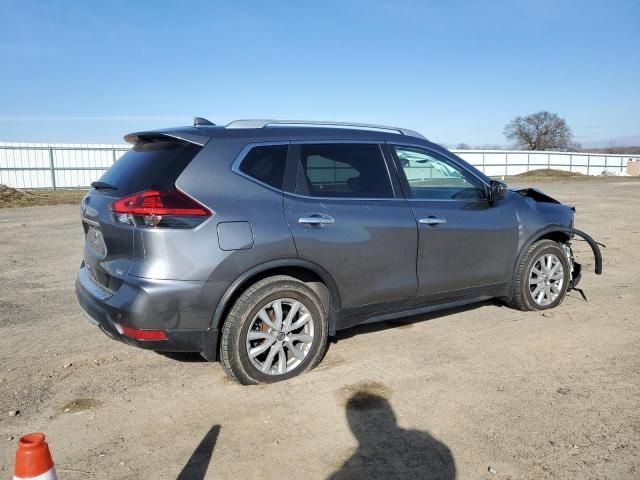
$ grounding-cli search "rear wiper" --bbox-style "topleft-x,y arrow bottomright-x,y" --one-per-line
91,181 -> 118,191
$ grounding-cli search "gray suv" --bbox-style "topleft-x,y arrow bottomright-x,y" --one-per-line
75,119 -> 602,384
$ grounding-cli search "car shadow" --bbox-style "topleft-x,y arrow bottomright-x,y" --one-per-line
331,299 -> 499,343
327,392 -> 456,479
176,425 -> 221,480
156,351 -> 208,363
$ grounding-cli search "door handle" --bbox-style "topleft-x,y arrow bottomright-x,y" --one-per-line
298,214 -> 335,226
419,216 -> 447,226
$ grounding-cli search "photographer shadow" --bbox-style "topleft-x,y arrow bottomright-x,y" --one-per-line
328,393 -> 456,480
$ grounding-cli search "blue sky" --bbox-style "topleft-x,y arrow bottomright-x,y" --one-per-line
0,0 -> 638,147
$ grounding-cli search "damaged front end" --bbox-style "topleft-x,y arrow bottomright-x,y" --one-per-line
548,226 -> 603,296
516,187 -> 562,205
563,225 -> 603,280
514,188 -> 603,294
562,242 -> 582,290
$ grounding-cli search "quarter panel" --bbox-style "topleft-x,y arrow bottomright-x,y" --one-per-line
135,138 -> 299,283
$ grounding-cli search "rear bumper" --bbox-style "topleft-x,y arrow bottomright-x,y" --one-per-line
75,266 -> 219,360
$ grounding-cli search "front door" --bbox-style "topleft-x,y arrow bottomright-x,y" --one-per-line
390,144 -> 516,297
284,142 -> 418,310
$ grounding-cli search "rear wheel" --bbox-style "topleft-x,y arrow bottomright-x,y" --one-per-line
507,239 -> 570,311
220,275 -> 328,385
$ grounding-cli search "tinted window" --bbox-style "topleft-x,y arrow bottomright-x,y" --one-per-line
97,140 -> 201,195
393,146 -> 485,200
296,144 -> 393,198
239,144 -> 288,189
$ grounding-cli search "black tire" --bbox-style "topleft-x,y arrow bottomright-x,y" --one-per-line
220,275 -> 329,385
507,239 -> 570,311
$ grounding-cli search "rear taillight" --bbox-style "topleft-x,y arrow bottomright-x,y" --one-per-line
110,188 -> 210,216
109,188 -> 212,228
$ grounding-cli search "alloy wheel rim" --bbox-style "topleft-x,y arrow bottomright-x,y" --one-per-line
245,298 -> 315,376
529,253 -> 565,306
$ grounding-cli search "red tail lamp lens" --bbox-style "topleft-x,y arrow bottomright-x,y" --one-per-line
110,189 -> 211,216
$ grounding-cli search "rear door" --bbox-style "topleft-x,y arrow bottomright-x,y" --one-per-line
81,139 -> 202,291
283,142 -> 418,310
389,144 -> 512,297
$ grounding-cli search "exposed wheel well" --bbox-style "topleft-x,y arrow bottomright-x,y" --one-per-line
513,230 -> 571,273
537,230 -> 571,244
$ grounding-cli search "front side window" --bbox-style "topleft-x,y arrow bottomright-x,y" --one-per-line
296,143 -> 393,198
393,146 -> 485,200
239,144 -> 288,189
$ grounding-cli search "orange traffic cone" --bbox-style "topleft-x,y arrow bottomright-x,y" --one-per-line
14,433 -> 58,480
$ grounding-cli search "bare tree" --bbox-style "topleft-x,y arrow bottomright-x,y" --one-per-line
504,111 -> 579,151
455,143 -> 471,150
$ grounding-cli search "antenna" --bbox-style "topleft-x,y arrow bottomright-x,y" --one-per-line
193,117 -> 215,127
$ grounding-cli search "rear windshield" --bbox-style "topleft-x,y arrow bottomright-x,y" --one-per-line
96,140 -> 201,195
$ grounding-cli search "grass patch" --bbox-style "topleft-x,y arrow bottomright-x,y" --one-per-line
0,185 -> 86,208
515,168 -> 585,178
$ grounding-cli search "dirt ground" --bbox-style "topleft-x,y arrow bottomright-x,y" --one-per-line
1,178 -> 639,479
0,185 -> 86,208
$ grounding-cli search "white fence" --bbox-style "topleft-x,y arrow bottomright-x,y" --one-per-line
454,150 -> 635,177
0,142 -> 129,189
0,142 -> 637,189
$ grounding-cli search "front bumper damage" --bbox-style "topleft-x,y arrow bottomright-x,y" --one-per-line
562,227 -> 603,294
514,187 -> 603,294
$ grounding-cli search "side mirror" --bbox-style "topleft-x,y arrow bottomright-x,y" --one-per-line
489,180 -> 507,202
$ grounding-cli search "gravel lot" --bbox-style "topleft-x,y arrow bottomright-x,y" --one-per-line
1,178 -> 639,479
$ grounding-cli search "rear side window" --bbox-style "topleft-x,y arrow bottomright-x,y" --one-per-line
97,140 -> 201,195
295,144 -> 393,198
238,144 -> 288,189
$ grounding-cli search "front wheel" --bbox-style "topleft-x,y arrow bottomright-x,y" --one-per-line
220,275 -> 328,385
507,239 -> 570,311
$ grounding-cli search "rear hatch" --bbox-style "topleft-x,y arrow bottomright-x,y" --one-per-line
81,137 -> 205,292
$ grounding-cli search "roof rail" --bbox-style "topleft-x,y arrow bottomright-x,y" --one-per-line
225,119 -> 426,140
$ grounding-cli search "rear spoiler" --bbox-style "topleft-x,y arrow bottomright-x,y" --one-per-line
124,127 -> 210,146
